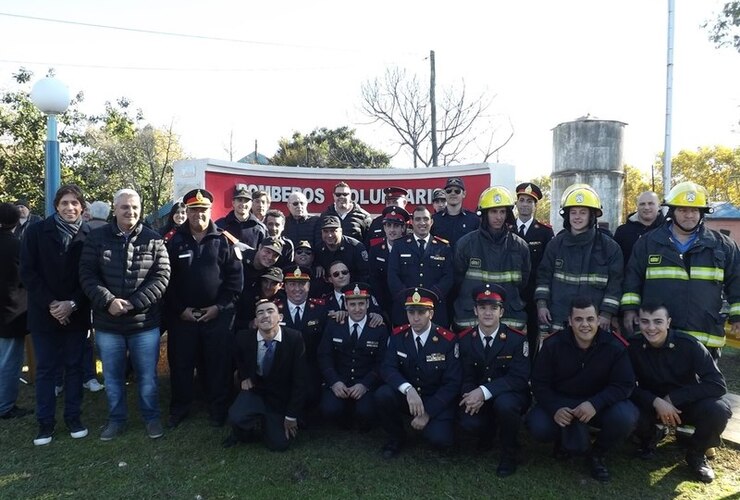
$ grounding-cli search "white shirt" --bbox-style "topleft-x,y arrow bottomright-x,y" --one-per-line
256,328 -> 283,376
515,218 -> 533,235
288,300 -> 306,320
398,324 -> 432,394
478,325 -> 500,401
348,317 -> 367,340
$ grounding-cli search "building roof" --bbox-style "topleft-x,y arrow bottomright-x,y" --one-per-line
707,201 -> 740,219
237,152 -> 270,165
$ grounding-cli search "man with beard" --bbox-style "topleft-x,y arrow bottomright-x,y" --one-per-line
320,182 -> 372,243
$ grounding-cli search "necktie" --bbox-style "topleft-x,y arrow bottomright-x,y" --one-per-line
418,239 -> 426,252
294,306 -> 302,326
484,336 -> 493,356
340,296 -> 345,310
262,339 -> 275,376
350,323 -> 359,349
416,336 -> 423,353
518,224 -> 526,237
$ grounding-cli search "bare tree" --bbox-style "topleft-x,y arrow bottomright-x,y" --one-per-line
361,66 -> 513,167
223,129 -> 235,162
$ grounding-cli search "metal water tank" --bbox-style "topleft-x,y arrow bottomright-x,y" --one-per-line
550,115 -> 626,233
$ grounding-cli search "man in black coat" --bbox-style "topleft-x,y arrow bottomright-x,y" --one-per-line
284,191 -> 321,251
366,187 -> 409,244
431,177 -> 479,248
226,298 -> 307,451
628,303 -> 732,483
457,284 -> 530,477
215,185 -> 267,249
315,215 -> 369,283
317,282 -> 389,429
527,297 -> 638,482
368,206 -> 410,315
12,198 -> 42,240
613,191 -> 664,266
0,203 -> 31,419
319,181 -> 372,243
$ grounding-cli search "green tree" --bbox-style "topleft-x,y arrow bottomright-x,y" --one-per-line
704,1 -> 740,52
272,127 -> 390,168
529,175 -> 552,224
654,146 -> 740,204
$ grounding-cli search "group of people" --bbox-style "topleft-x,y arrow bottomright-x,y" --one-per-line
0,175 -> 736,485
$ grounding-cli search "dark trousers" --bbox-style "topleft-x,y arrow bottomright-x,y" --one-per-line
635,397 -> 732,452
524,297 -> 540,361
374,384 -> 454,448
526,400 -> 639,454
167,313 -> 234,421
459,391 -> 530,452
228,390 -> 290,451
31,329 -> 87,426
320,386 -> 377,426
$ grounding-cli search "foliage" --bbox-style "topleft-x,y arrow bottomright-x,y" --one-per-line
361,66 -> 513,168
529,174 -> 552,224
704,1 -> 740,52
272,126 -> 390,168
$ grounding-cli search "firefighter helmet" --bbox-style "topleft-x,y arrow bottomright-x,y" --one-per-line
559,183 -> 603,218
478,186 -> 515,211
663,181 -> 712,211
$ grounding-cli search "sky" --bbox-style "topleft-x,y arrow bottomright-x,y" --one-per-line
0,0 -> 738,181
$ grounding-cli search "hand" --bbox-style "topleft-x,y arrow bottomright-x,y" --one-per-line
553,407 -> 574,427
315,266 -> 325,278
459,388 -> 485,415
598,315 -> 612,332
346,384 -> 368,400
405,388 -> 425,417
329,310 -> 348,324
730,321 -> 740,338
368,313 -> 385,328
410,412 -> 430,431
331,381 -> 349,398
197,305 -> 219,322
240,378 -> 254,391
537,306 -> 552,326
50,300 -> 75,322
284,418 -> 298,440
180,307 -> 198,322
572,401 -> 597,423
108,298 -> 134,317
653,397 -> 682,426
623,310 -> 638,335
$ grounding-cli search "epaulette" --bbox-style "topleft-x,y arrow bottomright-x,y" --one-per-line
308,297 -> 326,306
535,221 -> 552,229
405,237 -> 413,243
434,326 -> 455,342
392,324 -> 410,336
163,228 -> 177,242
369,237 -> 385,247
221,230 -> 240,246
432,235 -> 449,245
507,326 -> 526,337
457,326 -> 475,338
610,329 -> 629,347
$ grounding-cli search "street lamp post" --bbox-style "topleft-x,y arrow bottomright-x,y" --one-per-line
30,77 -> 70,217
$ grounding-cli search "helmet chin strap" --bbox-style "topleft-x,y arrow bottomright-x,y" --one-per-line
674,219 -> 701,233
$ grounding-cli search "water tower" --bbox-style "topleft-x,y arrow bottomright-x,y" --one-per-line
550,115 -> 626,233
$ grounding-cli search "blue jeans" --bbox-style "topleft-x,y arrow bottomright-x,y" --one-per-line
96,328 -> 161,423
0,337 -> 26,414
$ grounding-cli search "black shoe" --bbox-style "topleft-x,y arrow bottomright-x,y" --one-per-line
33,423 -> 55,446
588,454 -> 610,483
66,418 -> 89,439
382,440 -> 401,459
686,451 -> 715,483
0,405 -> 33,419
222,433 -> 240,448
496,454 -> 517,478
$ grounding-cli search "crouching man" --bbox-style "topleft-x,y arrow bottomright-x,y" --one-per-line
628,303 -> 732,483
225,298 -> 307,451
527,297 -> 638,482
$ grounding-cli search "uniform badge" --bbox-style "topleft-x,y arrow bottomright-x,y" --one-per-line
427,353 -> 445,362
397,351 -> 407,358
470,258 -> 482,268
454,344 -> 460,358
499,332 -> 507,340
575,193 -> 584,204
366,340 -> 379,348
648,255 -> 662,265
412,291 -> 422,303
686,192 -> 696,202
494,194 -> 502,204
523,343 -> 529,358
555,258 -> 563,269
432,335 -> 438,342
668,342 -> 675,349
361,250 -> 369,261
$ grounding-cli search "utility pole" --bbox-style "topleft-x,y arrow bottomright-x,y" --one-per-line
430,50 -> 438,167
663,0 -> 675,197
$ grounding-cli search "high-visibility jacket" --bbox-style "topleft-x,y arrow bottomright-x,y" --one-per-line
535,227 -> 623,330
621,223 -> 740,348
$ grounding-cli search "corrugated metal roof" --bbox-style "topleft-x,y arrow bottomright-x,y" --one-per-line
707,201 -> 740,219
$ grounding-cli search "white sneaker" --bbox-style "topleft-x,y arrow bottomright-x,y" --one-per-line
54,385 -> 63,397
83,379 -> 104,392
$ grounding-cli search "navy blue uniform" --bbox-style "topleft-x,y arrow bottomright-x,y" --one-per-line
315,236 -> 370,283
375,323 -> 461,448
517,219 -> 554,351
165,222 -> 243,424
431,208 -> 479,248
527,328 -> 638,454
457,324 -> 530,451
368,237 -> 392,313
387,236 -> 453,327
215,211 -> 267,250
317,319 -> 389,425
628,330 -> 732,452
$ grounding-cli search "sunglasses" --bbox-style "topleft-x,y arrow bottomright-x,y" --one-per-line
445,188 -> 462,195
334,192 -> 350,197
331,269 -> 350,278
295,249 -> 312,255
291,201 -> 305,206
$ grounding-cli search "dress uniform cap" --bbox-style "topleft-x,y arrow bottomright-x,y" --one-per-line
233,186 -> 252,200
282,264 -> 312,281
445,177 -> 466,190
261,266 -> 284,282
471,283 -> 506,305
381,206 -> 410,224
321,215 -> 341,229
404,287 -> 438,309
183,189 -> 213,208
383,186 -> 408,199
295,240 -> 312,250
341,282 -> 372,300
432,188 -> 446,201
260,236 -> 284,254
515,182 -> 543,202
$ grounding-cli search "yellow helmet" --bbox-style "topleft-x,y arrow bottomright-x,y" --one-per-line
663,181 -> 711,210
478,186 -> 515,211
560,183 -> 603,217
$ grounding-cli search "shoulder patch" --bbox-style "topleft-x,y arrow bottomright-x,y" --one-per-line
392,324 -> 410,336
457,326 -> 475,338
435,326 -> 456,342
433,235 -> 449,245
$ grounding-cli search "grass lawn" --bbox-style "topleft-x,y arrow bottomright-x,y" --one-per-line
2,345 -> 739,499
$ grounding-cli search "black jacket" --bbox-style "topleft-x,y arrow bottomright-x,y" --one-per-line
20,217 -> 91,333
613,211 -> 665,265
79,221 -> 170,334
320,204 -> 372,243
315,236 -> 370,283
284,214 -> 321,250
531,327 -> 635,415
0,229 -> 27,338
234,326 -> 307,419
215,211 -> 266,249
